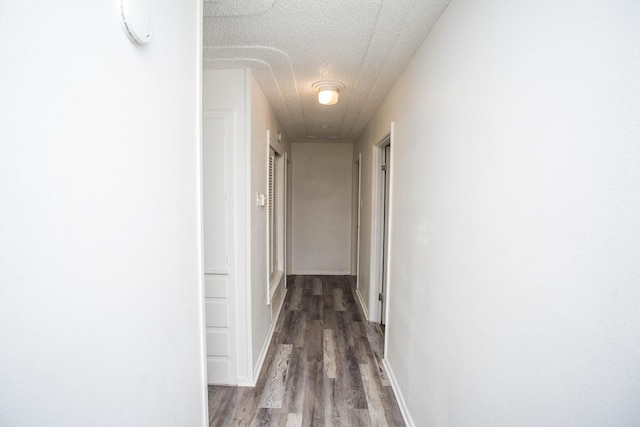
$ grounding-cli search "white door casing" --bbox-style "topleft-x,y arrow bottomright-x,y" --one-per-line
353,154 -> 362,284
369,123 -> 395,357
381,143 -> 391,326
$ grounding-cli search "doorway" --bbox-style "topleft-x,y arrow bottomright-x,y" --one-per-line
370,134 -> 392,336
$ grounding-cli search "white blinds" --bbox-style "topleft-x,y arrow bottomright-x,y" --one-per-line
268,150 -> 278,276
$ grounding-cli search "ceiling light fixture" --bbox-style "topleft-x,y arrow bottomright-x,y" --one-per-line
312,80 -> 344,106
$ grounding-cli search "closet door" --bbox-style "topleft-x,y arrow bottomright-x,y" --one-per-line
202,110 -> 236,385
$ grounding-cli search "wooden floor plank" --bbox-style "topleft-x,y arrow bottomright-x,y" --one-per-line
208,386 -> 237,427
302,276 -> 314,297
306,319 -> 323,363
312,277 -> 323,295
259,344 -> 293,408
285,413 -> 303,427
350,409 -> 373,427
336,342 -> 368,410
282,346 -> 307,414
335,309 -> 356,348
364,322 -> 391,386
230,387 -> 260,426
208,275 -> 405,427
308,295 -> 322,321
334,288 -> 347,311
360,363 -> 389,427
382,385 -> 406,427
253,408 -> 287,426
323,329 -> 337,378
286,285 -> 303,311
285,310 -> 306,348
303,360 -> 325,427
321,289 -> 337,330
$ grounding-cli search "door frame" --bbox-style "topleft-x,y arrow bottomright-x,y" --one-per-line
352,153 -> 362,285
369,123 -> 395,354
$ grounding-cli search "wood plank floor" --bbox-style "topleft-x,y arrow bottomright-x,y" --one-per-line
208,275 -> 405,427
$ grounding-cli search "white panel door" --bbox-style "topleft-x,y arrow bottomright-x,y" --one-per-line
203,110 -> 236,385
202,115 -> 228,274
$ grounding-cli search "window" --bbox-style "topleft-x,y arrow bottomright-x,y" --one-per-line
268,148 -> 279,279
267,142 -> 287,303
267,131 -> 287,304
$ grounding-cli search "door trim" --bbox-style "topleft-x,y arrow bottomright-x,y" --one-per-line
383,122 -> 395,356
352,154 -> 362,281
369,123 -> 395,356
369,133 -> 390,325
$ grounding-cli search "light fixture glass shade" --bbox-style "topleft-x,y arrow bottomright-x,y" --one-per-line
312,80 -> 344,106
318,88 -> 339,105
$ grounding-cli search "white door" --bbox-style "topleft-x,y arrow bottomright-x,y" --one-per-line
203,110 -> 236,385
380,144 -> 390,327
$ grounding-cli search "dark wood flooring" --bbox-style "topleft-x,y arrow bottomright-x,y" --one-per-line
208,275 -> 405,427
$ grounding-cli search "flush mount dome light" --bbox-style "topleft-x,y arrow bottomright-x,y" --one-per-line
312,80 -> 344,105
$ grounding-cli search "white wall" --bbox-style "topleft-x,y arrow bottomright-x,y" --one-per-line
291,143 -> 353,274
355,0 -> 640,425
203,70 -> 246,110
0,2 -> 205,426
248,72 -> 290,376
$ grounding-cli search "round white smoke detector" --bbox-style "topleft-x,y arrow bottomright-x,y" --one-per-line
119,0 -> 153,44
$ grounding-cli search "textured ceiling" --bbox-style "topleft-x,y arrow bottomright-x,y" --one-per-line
203,0 -> 449,142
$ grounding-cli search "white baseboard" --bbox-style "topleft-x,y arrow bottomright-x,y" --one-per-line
382,358 -> 415,427
236,376 -> 251,387
245,288 -> 288,387
291,270 -> 352,275
354,287 -> 369,321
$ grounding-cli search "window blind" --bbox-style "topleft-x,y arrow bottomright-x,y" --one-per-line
268,150 -> 278,276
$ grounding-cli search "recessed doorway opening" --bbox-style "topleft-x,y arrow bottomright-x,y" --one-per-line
370,127 -> 393,357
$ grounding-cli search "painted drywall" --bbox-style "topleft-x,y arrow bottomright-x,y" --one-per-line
203,69 -> 246,111
355,0 -> 640,425
248,71 -> 290,374
0,2 -> 205,426
291,143 -> 353,274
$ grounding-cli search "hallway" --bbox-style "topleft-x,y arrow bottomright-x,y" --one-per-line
208,276 -> 404,426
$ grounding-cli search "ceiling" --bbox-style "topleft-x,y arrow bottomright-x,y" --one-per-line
203,0 -> 449,143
